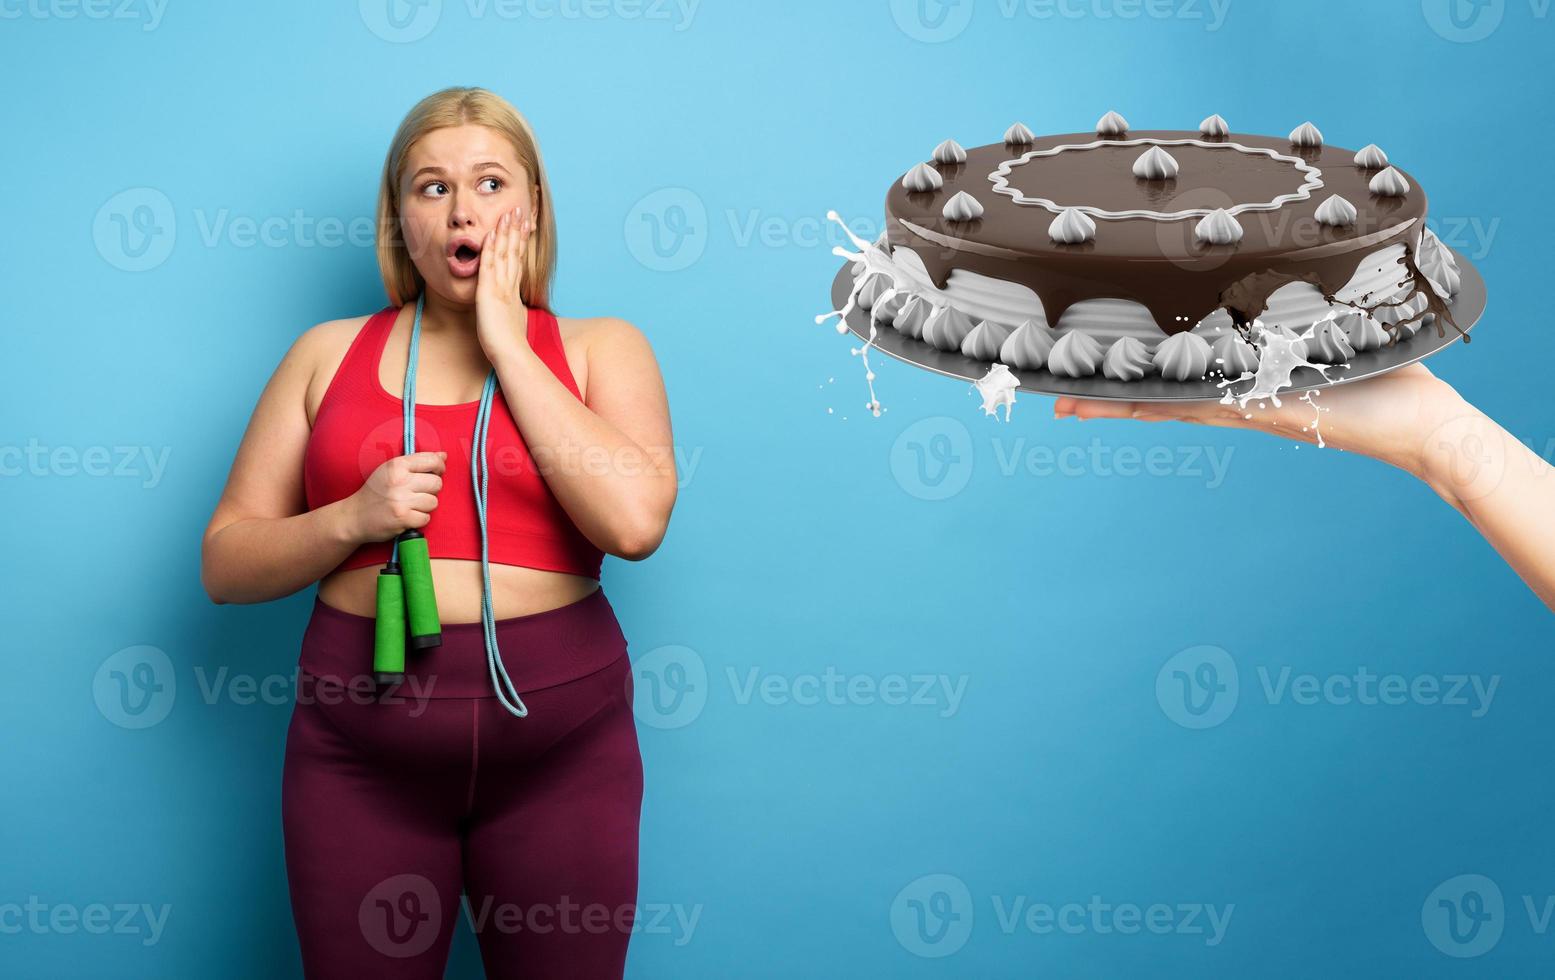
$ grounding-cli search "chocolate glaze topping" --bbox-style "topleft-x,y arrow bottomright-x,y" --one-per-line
884,130 -> 1466,343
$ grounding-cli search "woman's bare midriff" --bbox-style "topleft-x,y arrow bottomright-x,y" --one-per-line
318,559 -> 599,622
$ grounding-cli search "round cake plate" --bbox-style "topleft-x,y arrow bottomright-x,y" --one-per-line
828,246 -> 1487,402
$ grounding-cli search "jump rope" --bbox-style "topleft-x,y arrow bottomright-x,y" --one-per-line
371,291 -> 530,718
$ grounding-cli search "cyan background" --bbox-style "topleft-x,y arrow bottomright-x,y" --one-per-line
4,0 -> 1552,976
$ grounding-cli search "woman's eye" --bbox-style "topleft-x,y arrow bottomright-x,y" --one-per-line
419,177 -> 500,197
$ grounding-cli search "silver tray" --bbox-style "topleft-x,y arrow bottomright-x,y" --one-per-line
828,247 -> 1487,402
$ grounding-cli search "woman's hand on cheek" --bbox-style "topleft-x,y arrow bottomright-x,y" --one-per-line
475,204 -> 534,361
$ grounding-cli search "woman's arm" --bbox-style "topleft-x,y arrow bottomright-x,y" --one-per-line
472,207 -> 676,561
487,318 -> 677,561
200,323 -> 446,604
1053,362 -> 1555,612
1414,397 -> 1555,610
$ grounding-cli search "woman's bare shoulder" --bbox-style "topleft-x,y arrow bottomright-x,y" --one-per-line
554,316 -> 658,399
555,315 -> 652,354
298,312 -> 375,353
296,313 -> 378,424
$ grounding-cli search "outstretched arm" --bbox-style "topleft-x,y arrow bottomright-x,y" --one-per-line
1054,363 -> 1555,612
1413,399 -> 1555,610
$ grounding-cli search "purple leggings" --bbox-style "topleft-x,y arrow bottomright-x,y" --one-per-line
281,587 -> 643,979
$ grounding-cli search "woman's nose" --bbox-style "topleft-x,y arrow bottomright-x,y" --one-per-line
446,191 -> 478,229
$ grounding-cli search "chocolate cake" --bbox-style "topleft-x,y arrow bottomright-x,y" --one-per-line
834,112 -> 1466,384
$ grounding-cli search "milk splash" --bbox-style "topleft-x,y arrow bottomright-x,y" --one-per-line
815,211 -> 1025,422
816,210 -> 914,419
1217,319 -> 1335,448
972,363 -> 1020,421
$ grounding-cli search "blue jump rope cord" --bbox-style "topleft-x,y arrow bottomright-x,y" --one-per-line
393,292 -> 529,718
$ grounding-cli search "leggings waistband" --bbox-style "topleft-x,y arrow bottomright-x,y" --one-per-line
298,586 -> 627,698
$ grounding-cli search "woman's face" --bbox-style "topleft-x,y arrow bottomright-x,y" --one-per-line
398,123 -> 536,303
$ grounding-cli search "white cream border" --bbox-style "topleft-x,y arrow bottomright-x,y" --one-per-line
986,138 -> 1325,221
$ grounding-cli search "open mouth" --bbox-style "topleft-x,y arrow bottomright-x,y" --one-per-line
447,241 -> 482,278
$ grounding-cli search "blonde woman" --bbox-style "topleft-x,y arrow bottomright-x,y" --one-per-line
201,87 -> 675,977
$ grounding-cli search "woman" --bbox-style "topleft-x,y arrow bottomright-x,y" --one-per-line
201,87 -> 675,978
1054,362 -> 1555,612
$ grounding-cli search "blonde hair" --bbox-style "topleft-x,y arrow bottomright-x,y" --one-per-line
376,86 -> 556,311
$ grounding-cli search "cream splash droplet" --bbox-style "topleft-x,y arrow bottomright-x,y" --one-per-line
972,363 -> 1020,422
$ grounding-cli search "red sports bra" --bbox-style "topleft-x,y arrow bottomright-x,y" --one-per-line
303,303 -> 604,580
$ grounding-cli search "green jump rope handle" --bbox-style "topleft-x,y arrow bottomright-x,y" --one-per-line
373,562 -> 406,685
397,529 -> 442,650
